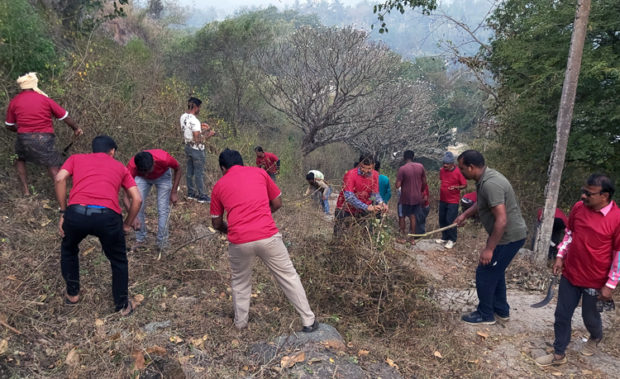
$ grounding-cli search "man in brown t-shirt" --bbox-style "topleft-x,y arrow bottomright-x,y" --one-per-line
396,150 -> 427,243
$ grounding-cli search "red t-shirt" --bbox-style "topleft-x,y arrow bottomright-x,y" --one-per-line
562,201 -> 620,288
210,165 -> 280,244
397,162 -> 426,205
439,167 -> 467,204
62,153 -> 137,214
255,152 -> 279,174
127,149 -> 179,180
5,91 -> 68,134
536,208 -> 569,225
336,168 -> 380,214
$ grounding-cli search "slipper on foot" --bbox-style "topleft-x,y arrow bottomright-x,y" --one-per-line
119,300 -> 135,317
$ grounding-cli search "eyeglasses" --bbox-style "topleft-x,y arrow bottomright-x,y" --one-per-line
581,188 -> 603,197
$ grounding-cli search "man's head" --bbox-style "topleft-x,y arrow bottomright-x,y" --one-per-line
457,150 -> 485,180
442,151 -> 455,171
358,153 -> 375,177
306,172 -> 315,185
581,174 -> 614,210
187,97 -> 202,115
254,146 -> 265,158
403,150 -> 415,162
219,148 -> 244,173
92,135 -> 118,155
374,160 -> 381,172
134,151 -> 154,176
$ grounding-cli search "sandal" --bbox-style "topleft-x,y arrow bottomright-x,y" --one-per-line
65,293 -> 80,306
119,300 -> 135,317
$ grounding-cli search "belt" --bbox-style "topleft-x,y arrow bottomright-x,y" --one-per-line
68,204 -> 116,216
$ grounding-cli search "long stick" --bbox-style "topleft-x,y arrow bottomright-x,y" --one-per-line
407,223 -> 457,238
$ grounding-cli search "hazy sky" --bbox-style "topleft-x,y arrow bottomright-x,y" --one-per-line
177,0 -> 366,18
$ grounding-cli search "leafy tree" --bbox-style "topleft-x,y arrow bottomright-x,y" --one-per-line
0,0 -> 57,78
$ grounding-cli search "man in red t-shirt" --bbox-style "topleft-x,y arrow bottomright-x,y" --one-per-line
437,151 -> 467,249
55,136 -> 142,316
396,150 -> 427,243
536,174 -> 620,367
334,154 -> 388,237
125,149 -> 182,251
254,146 -> 280,181
5,72 -> 83,195
210,149 -> 318,332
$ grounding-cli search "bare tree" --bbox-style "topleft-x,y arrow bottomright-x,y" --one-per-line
348,80 -> 448,161
255,26 -> 437,156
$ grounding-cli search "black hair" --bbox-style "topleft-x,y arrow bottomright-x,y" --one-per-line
358,153 -> 374,166
92,135 -> 118,153
458,150 -> 485,168
306,172 -> 315,181
403,150 -> 415,161
374,160 -> 381,171
254,146 -> 264,153
219,148 -> 244,169
586,174 -> 615,199
188,97 -> 202,110
135,151 -> 154,173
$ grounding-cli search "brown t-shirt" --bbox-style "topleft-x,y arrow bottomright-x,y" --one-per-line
397,162 -> 426,205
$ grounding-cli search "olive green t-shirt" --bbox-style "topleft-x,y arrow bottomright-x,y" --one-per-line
476,168 -> 527,244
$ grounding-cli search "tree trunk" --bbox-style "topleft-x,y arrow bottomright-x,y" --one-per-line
534,0 -> 591,264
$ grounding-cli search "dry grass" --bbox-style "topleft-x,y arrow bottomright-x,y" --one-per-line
0,172 -> 495,378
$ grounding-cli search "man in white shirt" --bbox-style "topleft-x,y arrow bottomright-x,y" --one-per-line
180,97 -> 214,203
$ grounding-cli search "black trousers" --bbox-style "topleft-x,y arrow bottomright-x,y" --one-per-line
61,205 -> 129,311
553,276 -> 602,355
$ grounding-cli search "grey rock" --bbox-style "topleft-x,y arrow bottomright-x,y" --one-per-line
143,320 -> 171,333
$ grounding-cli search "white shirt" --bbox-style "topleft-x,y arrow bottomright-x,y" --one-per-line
180,113 -> 203,150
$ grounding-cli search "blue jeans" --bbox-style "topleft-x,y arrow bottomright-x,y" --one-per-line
438,201 -> 459,242
184,145 -> 206,196
553,276 -> 602,355
136,169 -> 172,247
312,187 -> 331,214
475,239 -> 525,320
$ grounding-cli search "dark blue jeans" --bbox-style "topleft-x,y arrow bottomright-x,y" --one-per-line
438,201 -> 459,241
61,206 -> 129,311
475,238 -> 525,320
184,145 -> 206,196
414,205 -> 430,234
553,276 -> 602,356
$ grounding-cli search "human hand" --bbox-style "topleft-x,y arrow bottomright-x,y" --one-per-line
73,128 -> 84,137
123,223 -> 133,234
599,286 -> 613,301
367,205 -> 375,212
552,257 -> 564,276
58,215 -> 65,237
454,214 -> 466,227
170,192 -> 178,205
479,248 -> 493,265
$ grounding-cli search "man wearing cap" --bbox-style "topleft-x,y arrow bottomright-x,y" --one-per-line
180,97 -> 214,203
535,174 -> 620,367
254,146 -> 280,181
436,151 -> 467,249
305,170 -> 331,215
55,136 -> 141,316
125,149 -> 182,251
454,150 -> 527,325
210,149 -> 319,332
5,72 -> 83,195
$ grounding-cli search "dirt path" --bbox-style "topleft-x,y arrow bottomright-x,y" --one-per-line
396,239 -> 620,378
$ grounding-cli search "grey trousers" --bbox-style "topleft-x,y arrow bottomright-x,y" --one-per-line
228,233 -> 315,329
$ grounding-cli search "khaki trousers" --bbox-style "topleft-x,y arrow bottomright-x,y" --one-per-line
228,233 -> 315,329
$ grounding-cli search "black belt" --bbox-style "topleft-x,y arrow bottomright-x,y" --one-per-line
68,204 -> 116,216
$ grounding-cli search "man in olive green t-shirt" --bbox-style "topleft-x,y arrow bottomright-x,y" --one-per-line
454,150 -> 527,325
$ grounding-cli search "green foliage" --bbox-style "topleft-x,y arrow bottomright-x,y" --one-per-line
0,0 -> 58,77
373,0 -> 438,33
484,0 -> 620,205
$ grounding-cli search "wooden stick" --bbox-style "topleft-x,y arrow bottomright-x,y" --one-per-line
407,223 -> 457,238
0,318 -> 22,335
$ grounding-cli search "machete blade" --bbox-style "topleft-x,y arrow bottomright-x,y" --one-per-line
531,276 -> 558,308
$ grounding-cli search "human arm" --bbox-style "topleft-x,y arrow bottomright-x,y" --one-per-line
54,169 -> 71,237
212,215 -> 228,234
454,202 -> 478,226
201,122 -> 215,140
479,204 -> 507,265
270,195 -> 282,213
601,230 -> 620,299
123,186 -> 142,233
63,116 -> 83,137
170,166 -> 182,204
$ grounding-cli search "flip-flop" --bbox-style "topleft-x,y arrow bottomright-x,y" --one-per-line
65,294 -> 80,306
